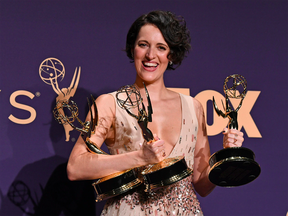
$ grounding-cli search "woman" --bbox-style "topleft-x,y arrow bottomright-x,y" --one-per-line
67,11 -> 244,215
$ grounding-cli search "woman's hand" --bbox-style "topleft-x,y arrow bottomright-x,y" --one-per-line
140,134 -> 166,164
223,128 -> 244,148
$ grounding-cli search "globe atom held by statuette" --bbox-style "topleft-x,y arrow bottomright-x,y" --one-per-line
224,74 -> 247,99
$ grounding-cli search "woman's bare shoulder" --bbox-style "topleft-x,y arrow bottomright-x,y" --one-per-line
95,93 -> 116,116
192,97 -> 203,110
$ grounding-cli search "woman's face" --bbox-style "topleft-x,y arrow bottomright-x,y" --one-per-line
133,24 -> 170,84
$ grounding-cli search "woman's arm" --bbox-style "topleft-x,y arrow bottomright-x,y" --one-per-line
192,99 -> 216,197
192,98 -> 245,197
67,94 -> 166,181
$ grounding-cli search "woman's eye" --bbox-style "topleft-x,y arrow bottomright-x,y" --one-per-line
139,43 -> 147,47
158,46 -> 166,51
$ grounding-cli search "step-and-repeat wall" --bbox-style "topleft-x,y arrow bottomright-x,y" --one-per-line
0,0 -> 287,215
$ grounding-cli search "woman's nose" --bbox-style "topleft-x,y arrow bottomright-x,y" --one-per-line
145,48 -> 156,59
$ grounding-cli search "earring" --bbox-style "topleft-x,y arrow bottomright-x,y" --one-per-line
169,61 -> 172,65
131,52 -> 134,58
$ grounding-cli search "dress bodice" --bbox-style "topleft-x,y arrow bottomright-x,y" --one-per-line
101,91 -> 203,216
106,92 -> 198,169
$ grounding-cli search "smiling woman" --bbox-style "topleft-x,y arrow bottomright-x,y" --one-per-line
125,10 -> 191,70
67,10 -> 245,216
133,24 -> 171,84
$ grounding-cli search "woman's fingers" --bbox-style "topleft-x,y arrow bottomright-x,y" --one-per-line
143,135 -> 166,163
153,134 -> 160,141
223,128 -> 244,148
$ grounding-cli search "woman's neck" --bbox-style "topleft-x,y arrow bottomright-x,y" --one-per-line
134,78 -> 168,101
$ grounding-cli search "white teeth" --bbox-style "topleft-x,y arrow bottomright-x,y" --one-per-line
144,62 -> 157,67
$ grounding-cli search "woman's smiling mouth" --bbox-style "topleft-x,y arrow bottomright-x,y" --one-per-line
142,62 -> 159,70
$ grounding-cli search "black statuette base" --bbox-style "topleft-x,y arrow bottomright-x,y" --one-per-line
209,147 -> 261,187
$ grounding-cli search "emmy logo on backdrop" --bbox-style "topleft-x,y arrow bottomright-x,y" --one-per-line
39,57 -> 81,141
209,74 -> 261,187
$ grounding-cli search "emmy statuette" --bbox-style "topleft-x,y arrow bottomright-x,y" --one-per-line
209,74 -> 261,187
53,96 -> 143,202
116,84 -> 193,192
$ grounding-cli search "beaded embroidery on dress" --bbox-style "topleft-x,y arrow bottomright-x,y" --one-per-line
101,92 -> 203,216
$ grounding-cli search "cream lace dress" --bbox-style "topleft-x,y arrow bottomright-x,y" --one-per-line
100,92 -> 203,216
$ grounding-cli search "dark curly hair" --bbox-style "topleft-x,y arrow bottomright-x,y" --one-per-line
126,10 -> 191,70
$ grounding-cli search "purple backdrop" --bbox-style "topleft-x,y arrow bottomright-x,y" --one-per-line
0,0 -> 287,215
